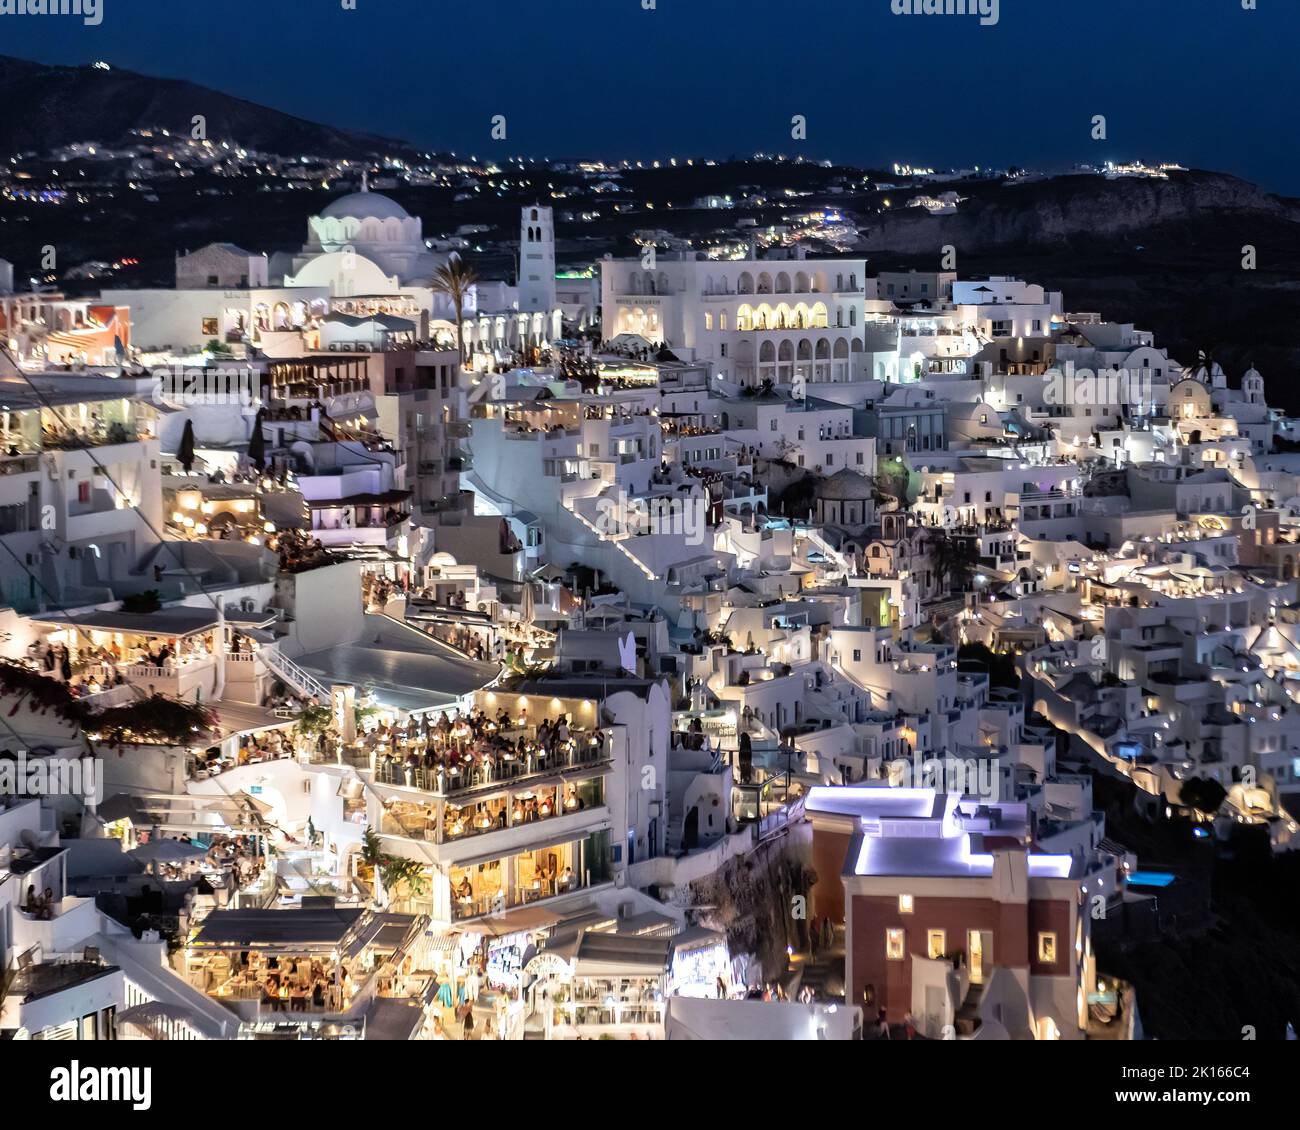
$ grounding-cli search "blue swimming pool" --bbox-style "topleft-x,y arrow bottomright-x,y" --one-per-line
1126,870 -> 1176,888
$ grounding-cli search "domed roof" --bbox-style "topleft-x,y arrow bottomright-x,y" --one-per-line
816,468 -> 875,502
319,190 -> 411,222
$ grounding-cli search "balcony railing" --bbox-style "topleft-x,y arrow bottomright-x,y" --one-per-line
375,740 -> 610,799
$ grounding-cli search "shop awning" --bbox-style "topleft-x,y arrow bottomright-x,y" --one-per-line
191,907 -> 365,949
573,931 -> 672,977
452,904 -> 564,938
445,828 -> 598,873
33,607 -> 222,637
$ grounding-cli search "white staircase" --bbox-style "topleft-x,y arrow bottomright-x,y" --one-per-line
258,648 -> 330,701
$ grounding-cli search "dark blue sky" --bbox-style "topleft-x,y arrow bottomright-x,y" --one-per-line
8,0 -> 1298,192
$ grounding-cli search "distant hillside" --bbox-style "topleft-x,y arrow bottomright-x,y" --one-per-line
860,170 -> 1300,409
859,169 -> 1300,252
0,54 -> 408,158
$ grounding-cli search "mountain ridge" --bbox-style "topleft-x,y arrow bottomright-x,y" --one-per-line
0,54 -> 411,158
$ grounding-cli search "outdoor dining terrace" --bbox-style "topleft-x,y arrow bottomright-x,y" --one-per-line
379,775 -> 606,846
184,906 -> 425,1022
371,728 -> 610,799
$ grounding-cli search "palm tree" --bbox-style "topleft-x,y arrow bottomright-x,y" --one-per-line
431,254 -> 479,369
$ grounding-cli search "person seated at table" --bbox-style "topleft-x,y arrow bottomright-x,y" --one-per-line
311,980 -> 326,1009
38,887 -> 55,920
456,875 -> 473,900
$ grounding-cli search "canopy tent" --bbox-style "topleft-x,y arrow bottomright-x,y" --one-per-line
129,838 -> 208,866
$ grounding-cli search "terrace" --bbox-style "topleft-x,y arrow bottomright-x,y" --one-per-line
185,906 -> 426,1023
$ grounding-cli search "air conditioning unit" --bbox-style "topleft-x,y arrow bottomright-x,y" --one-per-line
240,597 -> 256,612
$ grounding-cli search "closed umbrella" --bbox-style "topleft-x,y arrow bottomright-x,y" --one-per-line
177,419 -> 196,474
246,408 -> 266,471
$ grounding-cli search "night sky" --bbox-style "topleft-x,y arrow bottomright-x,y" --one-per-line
6,0 -> 1298,192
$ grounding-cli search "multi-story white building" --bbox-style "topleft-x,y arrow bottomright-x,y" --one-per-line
601,253 -> 876,387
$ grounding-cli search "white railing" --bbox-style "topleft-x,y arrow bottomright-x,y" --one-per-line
123,665 -> 172,679
257,648 -> 330,701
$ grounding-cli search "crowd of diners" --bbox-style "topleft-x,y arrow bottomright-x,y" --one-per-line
371,706 -> 606,794
202,948 -> 354,1014
384,777 -> 596,844
26,634 -> 213,691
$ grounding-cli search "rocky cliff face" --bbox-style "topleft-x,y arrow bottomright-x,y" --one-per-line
860,171 -> 1300,253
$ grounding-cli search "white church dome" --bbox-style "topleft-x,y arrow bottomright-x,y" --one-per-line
319,190 -> 411,222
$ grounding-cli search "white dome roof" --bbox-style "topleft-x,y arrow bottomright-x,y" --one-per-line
319,190 -> 411,222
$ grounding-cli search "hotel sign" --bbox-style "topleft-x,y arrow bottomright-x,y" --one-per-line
523,952 -> 573,978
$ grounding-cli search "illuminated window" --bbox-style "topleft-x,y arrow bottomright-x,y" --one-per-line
927,929 -> 946,959
1038,932 -> 1058,963
885,928 -> 905,960
898,894 -> 914,915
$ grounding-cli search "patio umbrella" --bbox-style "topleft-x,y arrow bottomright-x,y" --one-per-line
239,790 -> 274,816
520,580 -> 535,625
129,838 -> 207,866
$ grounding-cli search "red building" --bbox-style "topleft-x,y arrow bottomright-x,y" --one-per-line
808,785 -> 1111,1040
